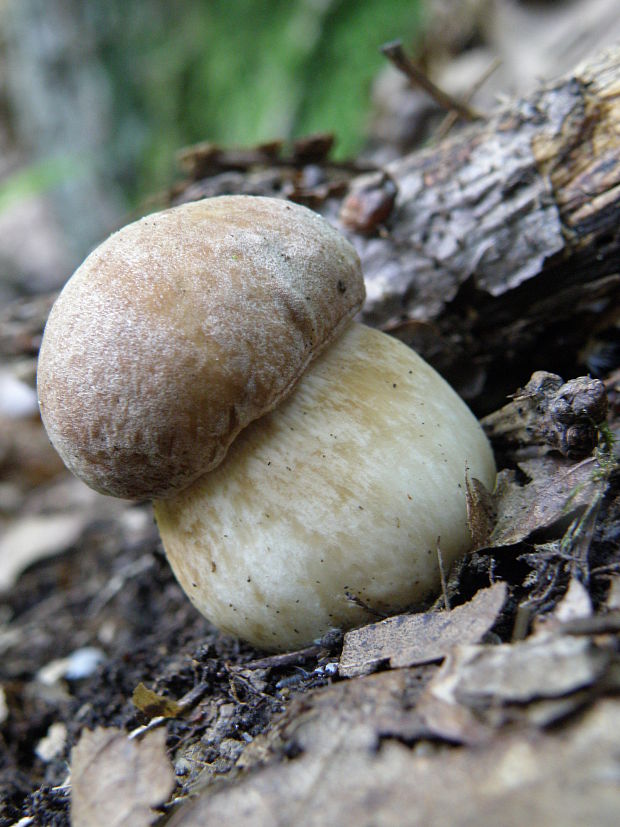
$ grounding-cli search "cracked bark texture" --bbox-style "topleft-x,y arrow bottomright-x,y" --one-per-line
347,44 -> 620,413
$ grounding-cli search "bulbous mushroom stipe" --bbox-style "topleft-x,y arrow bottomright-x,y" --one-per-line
37,195 -> 496,651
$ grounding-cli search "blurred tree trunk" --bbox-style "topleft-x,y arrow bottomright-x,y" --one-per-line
3,0 -> 123,263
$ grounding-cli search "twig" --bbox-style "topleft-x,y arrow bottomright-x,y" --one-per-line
436,536 -> 450,610
435,56 -> 500,140
380,39 -> 483,122
512,603 -> 532,641
559,611 -> 620,636
239,644 -> 323,671
344,590 -> 388,618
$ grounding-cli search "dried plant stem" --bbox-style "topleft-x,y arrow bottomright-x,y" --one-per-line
380,39 -> 483,122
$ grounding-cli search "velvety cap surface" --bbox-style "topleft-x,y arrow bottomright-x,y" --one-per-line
37,196 -> 364,498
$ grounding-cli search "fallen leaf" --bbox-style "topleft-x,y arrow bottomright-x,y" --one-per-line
236,668 -> 438,778
339,582 -> 507,678
414,630 -> 615,742
490,455 -> 603,546
552,577 -> 592,623
465,471 -> 496,549
530,577 -> 593,636
0,513 -> 87,591
167,698 -> 620,826
71,727 -> 175,827
132,683 -> 183,720
427,635 -> 609,706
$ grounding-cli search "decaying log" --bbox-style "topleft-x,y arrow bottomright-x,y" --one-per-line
347,44 -> 620,412
170,44 -> 619,414
5,46 -> 618,421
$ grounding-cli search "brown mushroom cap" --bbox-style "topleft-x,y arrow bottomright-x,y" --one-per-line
37,196 -> 364,499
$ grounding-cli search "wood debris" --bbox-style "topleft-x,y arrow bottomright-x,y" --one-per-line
339,582 -> 507,677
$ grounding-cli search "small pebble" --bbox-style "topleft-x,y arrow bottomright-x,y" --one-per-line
0,370 -> 38,418
37,647 -> 105,685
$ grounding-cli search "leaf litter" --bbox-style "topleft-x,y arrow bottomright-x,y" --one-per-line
1,322 -> 618,826
1,133 -> 619,827
58,361 -> 619,826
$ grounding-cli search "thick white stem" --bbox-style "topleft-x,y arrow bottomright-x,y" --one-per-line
154,323 -> 496,651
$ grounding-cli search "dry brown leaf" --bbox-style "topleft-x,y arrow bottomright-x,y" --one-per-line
167,698 -> 620,827
339,582 -> 507,678
70,727 -> 175,827
0,513 -> 87,591
427,635 -> 609,706
491,455 -> 603,547
416,695 -> 494,745
132,683 -> 183,720
465,471 -> 496,549
235,667 -> 438,782
415,632 -> 614,741
532,577 -> 593,635
553,577 -> 593,622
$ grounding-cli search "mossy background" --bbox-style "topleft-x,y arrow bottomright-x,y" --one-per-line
97,0 -> 422,198
2,0 -> 422,213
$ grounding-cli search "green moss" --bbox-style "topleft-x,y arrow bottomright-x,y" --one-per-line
89,0 -> 421,201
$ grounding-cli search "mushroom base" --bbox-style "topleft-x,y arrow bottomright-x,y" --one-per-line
154,323 -> 496,651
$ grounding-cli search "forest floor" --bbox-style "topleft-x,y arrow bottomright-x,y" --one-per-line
1,255 -> 619,827
2,19 -> 620,826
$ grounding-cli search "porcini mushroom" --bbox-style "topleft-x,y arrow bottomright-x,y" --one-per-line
37,195 -> 495,651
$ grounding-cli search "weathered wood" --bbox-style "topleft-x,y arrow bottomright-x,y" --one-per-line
349,45 -> 620,412
6,46 -> 619,418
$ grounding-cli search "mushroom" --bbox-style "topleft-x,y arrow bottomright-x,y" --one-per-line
37,195 -> 495,651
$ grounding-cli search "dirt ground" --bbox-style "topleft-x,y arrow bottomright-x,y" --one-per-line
2,17 -> 620,824
1,288 -> 619,826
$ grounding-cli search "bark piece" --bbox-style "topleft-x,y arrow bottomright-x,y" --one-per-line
352,45 -> 620,408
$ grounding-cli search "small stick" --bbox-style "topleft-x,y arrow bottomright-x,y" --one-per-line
239,644 -> 323,671
435,56 -> 500,140
345,589 -> 388,618
560,611 -> 620,636
436,536 -> 450,610
512,603 -> 532,641
380,40 -> 483,122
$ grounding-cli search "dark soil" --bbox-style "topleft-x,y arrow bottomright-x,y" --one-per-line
0,483 -> 346,826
